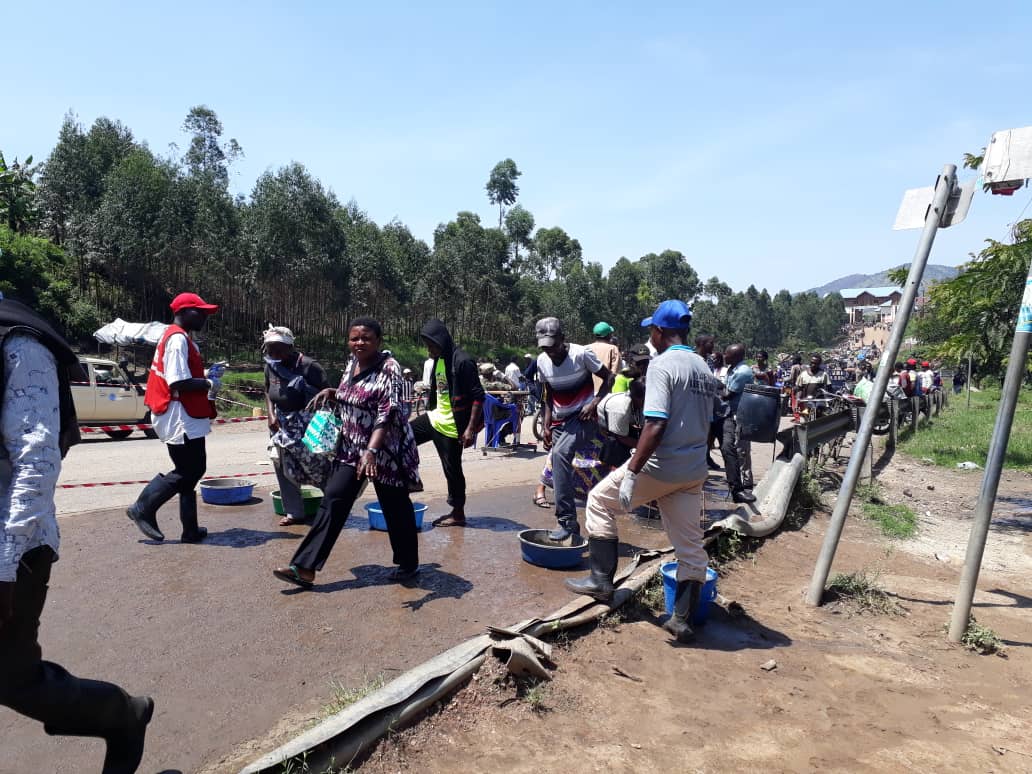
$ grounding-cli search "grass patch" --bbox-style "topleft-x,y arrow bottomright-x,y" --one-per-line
522,681 -> 550,712
899,387 -> 1032,471
281,751 -> 350,774
827,569 -> 902,615
853,481 -> 917,539
321,673 -> 387,719
861,501 -> 917,538
597,609 -> 626,629
956,616 -> 1004,655
795,469 -> 824,510
637,571 -> 666,613
709,528 -> 761,571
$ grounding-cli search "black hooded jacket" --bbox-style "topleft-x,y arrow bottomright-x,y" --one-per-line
420,320 -> 484,435
0,297 -> 86,458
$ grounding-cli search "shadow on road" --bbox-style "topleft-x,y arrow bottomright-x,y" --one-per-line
138,527 -> 301,548
281,562 -> 474,611
633,603 -> 793,652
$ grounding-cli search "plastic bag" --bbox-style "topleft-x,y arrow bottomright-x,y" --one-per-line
302,409 -> 343,456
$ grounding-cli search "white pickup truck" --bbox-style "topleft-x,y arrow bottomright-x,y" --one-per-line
72,356 -> 158,440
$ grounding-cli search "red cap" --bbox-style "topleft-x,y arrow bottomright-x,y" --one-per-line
170,292 -> 219,314
921,361 -> 930,368
906,358 -> 917,366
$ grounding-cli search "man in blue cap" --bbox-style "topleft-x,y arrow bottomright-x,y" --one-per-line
566,300 -> 720,643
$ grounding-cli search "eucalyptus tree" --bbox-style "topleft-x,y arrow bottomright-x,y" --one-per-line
485,158 -> 521,227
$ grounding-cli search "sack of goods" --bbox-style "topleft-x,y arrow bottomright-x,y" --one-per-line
302,409 -> 343,456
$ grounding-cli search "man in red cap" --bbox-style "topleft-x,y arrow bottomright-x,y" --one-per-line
126,293 -> 222,543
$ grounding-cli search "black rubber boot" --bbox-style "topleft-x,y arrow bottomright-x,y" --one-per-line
39,671 -> 154,774
126,475 -> 177,541
565,537 -> 619,603
179,491 -> 208,543
663,579 -> 702,643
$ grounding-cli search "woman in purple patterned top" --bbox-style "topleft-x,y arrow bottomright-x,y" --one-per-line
274,318 -> 423,589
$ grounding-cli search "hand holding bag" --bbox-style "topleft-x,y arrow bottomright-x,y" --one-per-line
302,409 -> 343,456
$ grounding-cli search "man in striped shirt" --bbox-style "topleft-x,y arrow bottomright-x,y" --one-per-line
535,317 -> 612,542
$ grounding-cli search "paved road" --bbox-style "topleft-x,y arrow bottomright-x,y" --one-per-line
56,417 -> 542,515
18,419 -> 776,773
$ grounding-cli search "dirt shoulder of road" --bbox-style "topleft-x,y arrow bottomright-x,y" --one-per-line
355,455 -> 1032,774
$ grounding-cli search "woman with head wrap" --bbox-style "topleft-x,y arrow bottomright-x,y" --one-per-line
263,325 -> 330,526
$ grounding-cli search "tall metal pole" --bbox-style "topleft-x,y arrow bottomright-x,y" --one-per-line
947,264 -> 1032,640
806,164 -> 957,606
966,353 -> 972,408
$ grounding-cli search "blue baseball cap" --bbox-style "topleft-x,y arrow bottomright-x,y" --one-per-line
641,299 -> 692,329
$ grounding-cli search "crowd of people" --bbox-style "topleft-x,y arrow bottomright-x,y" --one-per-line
5,288 -> 962,772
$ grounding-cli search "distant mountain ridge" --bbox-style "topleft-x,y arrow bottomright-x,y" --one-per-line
804,264 -> 959,297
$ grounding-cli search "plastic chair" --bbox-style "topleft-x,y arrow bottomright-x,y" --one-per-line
482,393 -> 520,448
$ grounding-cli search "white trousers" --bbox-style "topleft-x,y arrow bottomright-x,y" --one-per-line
585,464 -> 708,582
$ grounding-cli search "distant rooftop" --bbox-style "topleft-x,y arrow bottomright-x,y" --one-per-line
834,286 -> 902,299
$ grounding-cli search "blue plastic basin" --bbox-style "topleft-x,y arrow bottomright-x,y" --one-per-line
518,529 -> 588,569
365,502 -> 429,531
199,478 -> 255,505
661,562 -> 718,625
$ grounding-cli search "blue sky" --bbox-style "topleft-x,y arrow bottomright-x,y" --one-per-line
6,1 -> 1032,293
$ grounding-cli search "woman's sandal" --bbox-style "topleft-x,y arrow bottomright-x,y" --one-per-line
432,514 -> 467,527
532,494 -> 552,508
278,515 -> 307,527
273,565 -> 314,590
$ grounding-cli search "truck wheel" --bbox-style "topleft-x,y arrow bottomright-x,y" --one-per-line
104,429 -> 133,440
143,413 -> 159,439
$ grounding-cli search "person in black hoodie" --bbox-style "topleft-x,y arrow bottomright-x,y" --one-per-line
410,320 -> 484,527
0,295 -> 154,773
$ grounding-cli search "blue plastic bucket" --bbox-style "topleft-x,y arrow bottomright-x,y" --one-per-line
661,562 -> 718,625
365,501 -> 429,531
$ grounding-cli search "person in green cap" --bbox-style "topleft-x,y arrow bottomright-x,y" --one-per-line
587,322 -> 619,393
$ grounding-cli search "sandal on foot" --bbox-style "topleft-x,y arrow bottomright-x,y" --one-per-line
532,494 -> 552,508
278,515 -> 307,527
273,565 -> 314,589
432,514 -> 467,527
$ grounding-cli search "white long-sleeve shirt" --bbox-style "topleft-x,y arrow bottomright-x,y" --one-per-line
0,333 -> 62,581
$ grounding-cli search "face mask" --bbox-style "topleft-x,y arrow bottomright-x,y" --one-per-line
264,356 -> 281,367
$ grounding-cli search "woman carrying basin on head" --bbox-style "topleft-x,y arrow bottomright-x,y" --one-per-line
274,317 -> 423,589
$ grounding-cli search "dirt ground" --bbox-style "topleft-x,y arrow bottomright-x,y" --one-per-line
356,457 -> 1032,774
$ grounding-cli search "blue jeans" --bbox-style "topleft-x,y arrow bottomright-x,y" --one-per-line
550,414 -> 597,530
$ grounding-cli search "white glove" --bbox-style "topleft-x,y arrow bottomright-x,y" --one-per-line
206,377 -> 222,401
619,469 -> 638,511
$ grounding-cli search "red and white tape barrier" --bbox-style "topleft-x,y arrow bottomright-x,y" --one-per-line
58,470 -> 277,489
79,415 -> 268,434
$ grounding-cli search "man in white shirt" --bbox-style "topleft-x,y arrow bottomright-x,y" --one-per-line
503,355 -> 524,389
126,293 -> 221,543
535,317 -> 612,541
0,296 -> 154,773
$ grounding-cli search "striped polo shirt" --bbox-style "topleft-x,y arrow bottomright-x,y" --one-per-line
537,343 -> 603,421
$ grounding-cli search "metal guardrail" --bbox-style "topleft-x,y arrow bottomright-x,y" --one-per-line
776,408 -> 854,460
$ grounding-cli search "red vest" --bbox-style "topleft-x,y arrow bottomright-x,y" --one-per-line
145,325 -> 217,419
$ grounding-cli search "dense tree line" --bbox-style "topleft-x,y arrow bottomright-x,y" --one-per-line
1,107 -> 846,359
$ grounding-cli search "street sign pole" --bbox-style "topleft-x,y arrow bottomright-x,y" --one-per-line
806,164 -> 958,607
948,264 -> 1032,641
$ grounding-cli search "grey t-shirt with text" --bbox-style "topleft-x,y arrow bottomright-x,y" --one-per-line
641,345 -> 721,484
